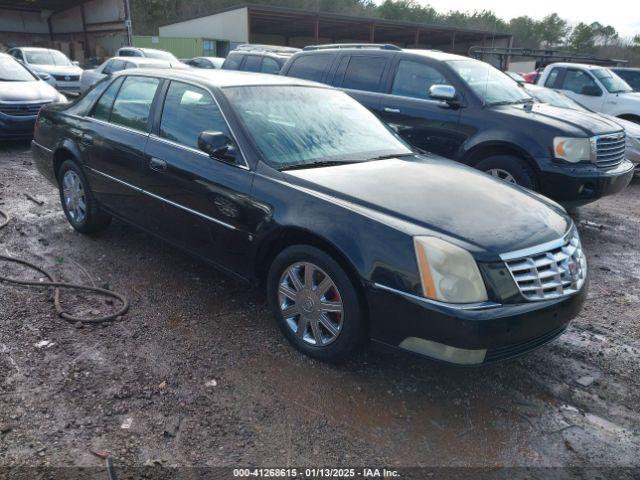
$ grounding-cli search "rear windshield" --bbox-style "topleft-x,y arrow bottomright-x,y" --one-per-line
0,56 -> 36,82
25,50 -> 71,66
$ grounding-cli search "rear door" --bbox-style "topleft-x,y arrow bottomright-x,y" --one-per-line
82,75 -> 161,221
377,58 -> 463,158
142,80 -> 254,273
332,53 -> 389,111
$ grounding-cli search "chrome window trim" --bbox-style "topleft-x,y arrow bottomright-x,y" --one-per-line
148,134 -> 250,171
155,78 -> 251,170
87,116 -> 149,138
87,167 -> 238,231
373,283 -> 502,311
499,227 -> 573,262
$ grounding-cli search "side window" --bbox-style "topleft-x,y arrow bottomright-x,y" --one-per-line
287,54 -> 332,82
391,60 -> 450,100
104,59 -> 126,74
243,55 -> 262,72
10,50 -> 23,61
223,53 -> 243,70
110,76 -> 160,131
159,81 -> 229,149
561,69 -> 600,95
261,57 -> 281,74
544,68 -> 561,88
90,77 -> 124,121
342,56 -> 387,92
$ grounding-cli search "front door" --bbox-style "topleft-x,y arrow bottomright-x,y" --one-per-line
556,68 -> 606,112
376,58 -> 463,158
142,80 -> 254,275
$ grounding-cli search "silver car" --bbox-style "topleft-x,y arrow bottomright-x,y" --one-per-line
80,57 -> 175,93
8,47 -> 83,94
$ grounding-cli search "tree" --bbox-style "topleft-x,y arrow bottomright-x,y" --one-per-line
539,13 -> 569,47
590,22 -> 619,47
509,15 -> 543,48
568,22 -> 596,53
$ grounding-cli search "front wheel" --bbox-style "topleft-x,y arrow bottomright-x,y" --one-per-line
475,155 -> 538,191
267,245 -> 365,362
58,160 -> 112,234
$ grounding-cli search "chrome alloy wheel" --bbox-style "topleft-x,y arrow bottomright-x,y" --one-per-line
62,170 -> 87,223
278,262 -> 344,346
486,168 -> 517,184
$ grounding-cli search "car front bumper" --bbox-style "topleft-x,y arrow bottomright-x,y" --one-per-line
0,112 -> 37,140
367,280 -> 587,365
538,159 -> 635,205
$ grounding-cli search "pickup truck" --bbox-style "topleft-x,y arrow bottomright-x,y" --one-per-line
537,63 -> 640,124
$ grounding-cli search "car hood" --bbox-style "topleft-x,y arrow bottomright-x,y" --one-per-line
283,155 -> 571,258
0,80 -> 61,102
494,102 -> 623,136
29,64 -> 83,76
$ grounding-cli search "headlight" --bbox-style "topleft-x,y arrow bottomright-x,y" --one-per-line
553,137 -> 594,163
414,237 -> 488,303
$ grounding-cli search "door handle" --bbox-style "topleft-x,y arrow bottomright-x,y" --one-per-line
80,133 -> 93,146
384,107 -> 401,113
149,157 -> 167,172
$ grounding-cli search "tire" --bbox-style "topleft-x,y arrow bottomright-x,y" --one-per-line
58,159 -> 111,234
475,155 -> 538,191
267,245 -> 365,362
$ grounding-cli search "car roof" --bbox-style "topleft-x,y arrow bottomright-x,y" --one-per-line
110,57 -> 172,65
118,68 -> 327,89
295,46 -> 465,62
15,47 -> 57,53
544,63 -> 607,70
119,47 -> 168,54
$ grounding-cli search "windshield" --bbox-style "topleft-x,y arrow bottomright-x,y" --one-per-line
447,59 -> 532,106
223,86 -> 412,169
0,56 -> 36,82
143,50 -> 177,61
592,68 -> 632,93
526,86 -> 588,111
25,50 -> 72,66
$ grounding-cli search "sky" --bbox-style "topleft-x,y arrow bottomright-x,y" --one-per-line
403,0 -> 640,39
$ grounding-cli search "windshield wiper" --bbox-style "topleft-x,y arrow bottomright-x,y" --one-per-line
489,98 -> 532,106
279,160 -> 358,171
367,152 -> 415,161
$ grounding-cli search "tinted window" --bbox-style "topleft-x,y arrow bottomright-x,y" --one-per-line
223,53 -> 243,70
561,70 -> 600,95
104,59 -> 126,74
342,56 -> 387,92
614,70 -> 640,91
160,81 -> 229,149
243,55 -> 262,72
391,60 -> 450,99
287,54 -> 332,82
544,68 -> 561,88
90,77 -> 124,121
110,76 -> 160,131
261,57 -> 281,74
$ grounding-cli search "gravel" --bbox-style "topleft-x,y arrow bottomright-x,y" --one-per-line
0,140 -> 639,469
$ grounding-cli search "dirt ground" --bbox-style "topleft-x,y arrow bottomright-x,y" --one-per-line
0,140 -> 639,474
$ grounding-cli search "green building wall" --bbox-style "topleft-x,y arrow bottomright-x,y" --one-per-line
133,36 -> 204,59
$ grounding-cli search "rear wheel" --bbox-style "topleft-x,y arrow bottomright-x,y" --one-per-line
475,155 -> 538,190
58,160 -> 111,234
267,245 -> 365,362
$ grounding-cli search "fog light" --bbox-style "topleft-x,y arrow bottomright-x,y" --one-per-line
399,337 -> 486,365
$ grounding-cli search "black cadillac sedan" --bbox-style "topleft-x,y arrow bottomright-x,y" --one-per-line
32,69 -> 588,365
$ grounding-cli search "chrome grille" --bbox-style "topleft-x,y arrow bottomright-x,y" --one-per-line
501,228 -> 587,301
594,132 -> 625,169
0,102 -> 48,117
52,74 -> 80,81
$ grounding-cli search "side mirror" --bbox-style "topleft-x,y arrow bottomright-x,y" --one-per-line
429,84 -> 457,103
198,131 -> 237,162
581,85 -> 602,96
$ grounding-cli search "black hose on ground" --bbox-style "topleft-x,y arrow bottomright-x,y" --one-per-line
0,207 -> 129,323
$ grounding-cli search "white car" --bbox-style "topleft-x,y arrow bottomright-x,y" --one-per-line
8,47 -> 83,94
116,47 -> 183,66
538,63 -> 640,124
80,57 -> 174,93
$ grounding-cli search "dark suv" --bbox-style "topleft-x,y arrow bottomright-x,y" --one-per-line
281,45 -> 634,205
222,45 -> 300,75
